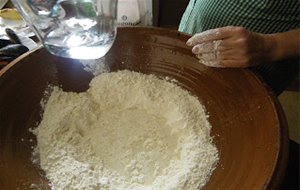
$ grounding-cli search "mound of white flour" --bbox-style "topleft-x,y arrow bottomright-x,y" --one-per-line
33,70 -> 218,190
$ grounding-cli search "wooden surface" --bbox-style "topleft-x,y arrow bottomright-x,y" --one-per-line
0,27 -> 288,190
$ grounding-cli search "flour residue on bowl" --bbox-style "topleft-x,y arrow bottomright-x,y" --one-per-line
32,70 -> 219,190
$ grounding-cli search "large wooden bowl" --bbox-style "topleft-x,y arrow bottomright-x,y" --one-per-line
0,27 -> 288,190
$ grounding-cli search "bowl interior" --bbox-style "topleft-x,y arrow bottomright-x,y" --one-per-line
0,27 -> 287,190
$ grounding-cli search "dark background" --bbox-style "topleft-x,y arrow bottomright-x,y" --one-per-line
153,0 -> 189,28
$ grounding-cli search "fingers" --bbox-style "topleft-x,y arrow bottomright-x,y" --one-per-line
200,60 -> 224,68
187,27 -> 256,68
199,59 -> 248,68
187,29 -> 221,46
196,54 -> 224,68
192,40 -> 223,54
199,57 -> 246,68
186,26 -> 238,46
196,49 -> 251,68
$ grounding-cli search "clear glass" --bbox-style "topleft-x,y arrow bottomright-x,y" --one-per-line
11,0 -> 118,59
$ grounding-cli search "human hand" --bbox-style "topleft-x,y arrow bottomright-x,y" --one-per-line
186,26 -> 273,68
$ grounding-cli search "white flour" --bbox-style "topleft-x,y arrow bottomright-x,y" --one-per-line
33,70 -> 219,190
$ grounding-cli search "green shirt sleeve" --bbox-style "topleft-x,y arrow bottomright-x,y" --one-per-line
179,0 -> 300,35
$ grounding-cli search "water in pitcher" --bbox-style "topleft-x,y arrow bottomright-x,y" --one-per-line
13,0 -> 117,59
43,15 -> 117,59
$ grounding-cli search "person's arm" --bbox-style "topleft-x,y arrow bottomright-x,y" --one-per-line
186,26 -> 300,68
267,29 -> 300,62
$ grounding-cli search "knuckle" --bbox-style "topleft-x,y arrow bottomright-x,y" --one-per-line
236,38 -> 249,48
235,27 -> 247,34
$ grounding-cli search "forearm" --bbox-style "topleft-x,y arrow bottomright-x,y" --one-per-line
264,29 -> 300,62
